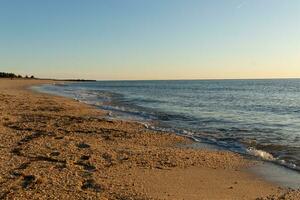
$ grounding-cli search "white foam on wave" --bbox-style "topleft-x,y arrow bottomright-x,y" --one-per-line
247,148 -> 298,170
140,122 -> 150,129
246,147 -> 275,161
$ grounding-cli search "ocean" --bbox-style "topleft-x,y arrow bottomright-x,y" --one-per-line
34,79 -> 300,171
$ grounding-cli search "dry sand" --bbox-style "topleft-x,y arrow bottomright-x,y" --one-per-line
0,79 -> 299,199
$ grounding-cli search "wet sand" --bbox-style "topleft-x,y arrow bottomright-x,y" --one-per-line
0,79 -> 299,199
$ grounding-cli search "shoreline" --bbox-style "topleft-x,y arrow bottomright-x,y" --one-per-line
34,81 -> 300,177
0,79 -> 299,199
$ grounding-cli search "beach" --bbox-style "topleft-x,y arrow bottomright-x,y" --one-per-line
0,79 -> 299,200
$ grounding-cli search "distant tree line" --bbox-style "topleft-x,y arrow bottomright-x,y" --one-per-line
0,72 -> 35,79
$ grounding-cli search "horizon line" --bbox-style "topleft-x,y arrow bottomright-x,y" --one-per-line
50,77 -> 300,82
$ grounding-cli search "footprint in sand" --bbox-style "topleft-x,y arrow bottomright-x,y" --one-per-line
49,151 -> 60,157
76,142 -> 90,149
81,179 -> 102,192
75,160 -> 96,172
80,155 -> 90,160
11,147 -> 22,156
22,175 -> 36,189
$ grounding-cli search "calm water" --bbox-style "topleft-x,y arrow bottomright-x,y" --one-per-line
35,79 -> 300,171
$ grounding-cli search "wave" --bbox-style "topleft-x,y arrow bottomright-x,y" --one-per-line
246,147 -> 275,161
246,147 -> 299,171
145,123 -> 300,172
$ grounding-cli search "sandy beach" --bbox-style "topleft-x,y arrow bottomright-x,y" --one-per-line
0,79 -> 299,200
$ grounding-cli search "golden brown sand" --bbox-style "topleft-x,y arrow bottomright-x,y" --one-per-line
0,79 -> 299,199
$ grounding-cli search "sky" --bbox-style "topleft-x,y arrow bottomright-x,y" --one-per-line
0,0 -> 299,80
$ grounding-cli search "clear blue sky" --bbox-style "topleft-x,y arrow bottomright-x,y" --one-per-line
0,0 -> 299,80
